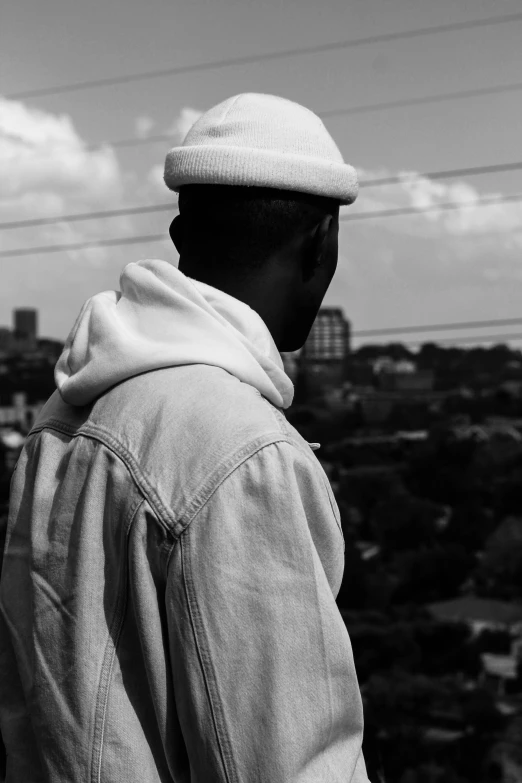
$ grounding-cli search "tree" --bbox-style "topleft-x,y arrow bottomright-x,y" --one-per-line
370,496 -> 446,554
412,619 -> 480,678
391,544 -> 475,604
461,687 -> 505,736
338,467 -> 407,535
475,516 -> 522,600
346,622 -> 421,683
443,502 -> 495,552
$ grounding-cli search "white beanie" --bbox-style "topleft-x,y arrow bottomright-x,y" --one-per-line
164,93 -> 358,205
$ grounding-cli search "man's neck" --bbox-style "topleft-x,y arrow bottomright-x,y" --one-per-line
178,259 -> 289,350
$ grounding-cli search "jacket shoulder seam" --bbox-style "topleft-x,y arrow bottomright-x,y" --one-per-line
258,394 -> 293,437
178,435 -> 294,533
31,419 -> 314,539
172,436 -> 324,552
29,419 -> 177,537
181,434 -> 344,547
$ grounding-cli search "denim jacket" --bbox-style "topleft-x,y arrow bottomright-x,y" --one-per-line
0,261 -> 368,782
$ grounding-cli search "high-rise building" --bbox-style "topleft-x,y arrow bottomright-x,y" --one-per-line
0,328 -> 12,353
299,307 -> 351,393
13,308 -> 38,351
14,308 -> 38,341
301,307 -> 351,362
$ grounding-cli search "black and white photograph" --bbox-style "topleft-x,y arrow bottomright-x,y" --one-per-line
1,1 -> 522,781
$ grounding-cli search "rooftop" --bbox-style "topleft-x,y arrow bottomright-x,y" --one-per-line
428,596 -> 522,627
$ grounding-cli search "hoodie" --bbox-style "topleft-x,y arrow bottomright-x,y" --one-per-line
55,258 -> 294,410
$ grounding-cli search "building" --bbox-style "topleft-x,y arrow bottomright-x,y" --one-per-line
14,308 -> 38,341
0,310 -> 55,356
0,392 -> 45,432
0,429 -> 26,473
0,328 -> 12,354
373,358 -> 435,392
300,307 -> 351,391
427,595 -> 522,637
302,307 -> 350,362
13,308 -> 38,351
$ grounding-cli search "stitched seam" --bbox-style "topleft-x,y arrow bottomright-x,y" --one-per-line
258,394 -> 290,436
164,437 -> 335,569
29,419 -> 176,536
181,437 -> 290,532
180,532 -> 238,783
33,419 -> 333,544
90,498 -> 144,783
310,539 -> 336,774
165,437 -> 290,571
33,419 -> 294,541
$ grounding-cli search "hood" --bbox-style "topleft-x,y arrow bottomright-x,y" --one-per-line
55,259 -> 294,409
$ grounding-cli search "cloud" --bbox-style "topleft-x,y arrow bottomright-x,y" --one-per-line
168,107 -> 204,142
0,97 -> 122,203
145,106 -> 205,196
353,166 -> 522,245
332,165 -> 522,335
0,96 -> 131,264
0,96 -> 167,273
134,115 -> 155,138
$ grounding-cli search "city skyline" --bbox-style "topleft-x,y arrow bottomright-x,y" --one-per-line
2,303 -> 522,353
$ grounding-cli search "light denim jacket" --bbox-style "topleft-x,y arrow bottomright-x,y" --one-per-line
1,260 -> 368,782
0,365 -> 368,782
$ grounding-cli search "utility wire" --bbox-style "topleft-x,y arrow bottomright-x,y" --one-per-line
0,233 -> 168,258
359,160 -> 522,188
88,82 -> 522,153
340,191 -> 522,222
6,12 -> 522,100
394,331 -> 522,346
2,191 -> 521,256
321,81 -> 522,119
0,204 -> 177,230
87,133 -> 174,151
353,317 -> 522,337
2,163 -> 522,232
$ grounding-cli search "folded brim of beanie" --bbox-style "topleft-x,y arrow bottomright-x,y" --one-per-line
164,145 -> 359,205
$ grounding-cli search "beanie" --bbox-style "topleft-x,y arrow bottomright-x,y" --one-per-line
163,93 -> 358,205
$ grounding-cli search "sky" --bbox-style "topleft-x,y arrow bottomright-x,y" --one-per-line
1,0 -> 522,347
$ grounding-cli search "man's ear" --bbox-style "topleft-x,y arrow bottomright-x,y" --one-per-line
169,214 -> 183,253
301,215 -> 333,282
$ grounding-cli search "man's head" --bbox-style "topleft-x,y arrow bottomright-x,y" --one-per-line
164,93 -> 358,351
170,184 -> 339,351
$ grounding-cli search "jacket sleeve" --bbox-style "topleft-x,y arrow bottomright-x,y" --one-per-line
165,439 -> 368,783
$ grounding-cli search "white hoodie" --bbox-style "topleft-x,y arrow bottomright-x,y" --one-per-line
55,258 -> 294,409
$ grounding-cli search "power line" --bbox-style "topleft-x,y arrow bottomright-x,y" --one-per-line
0,203 -> 177,230
353,317 -> 522,337
87,133 -> 174,151
321,81 -> 522,119
3,163 -> 522,233
6,12 -> 522,100
0,233 -> 167,258
89,82 -> 522,153
2,191 -> 521,256
359,161 -> 522,188
395,331 -> 522,346
340,191 -> 522,222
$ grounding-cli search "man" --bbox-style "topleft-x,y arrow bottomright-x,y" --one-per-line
0,93 -> 369,782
